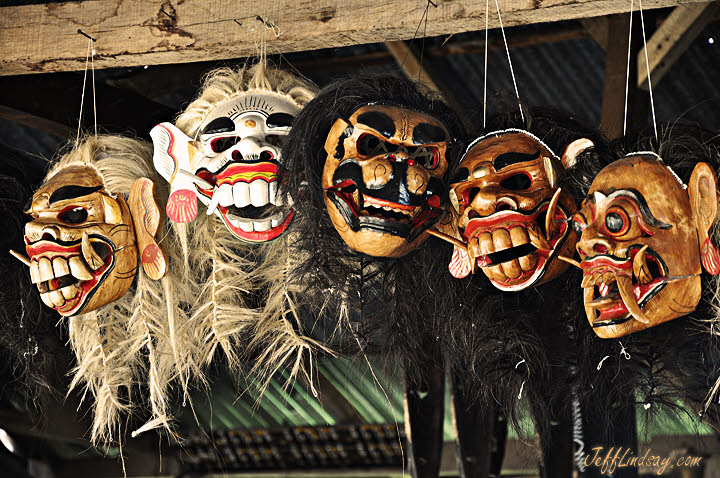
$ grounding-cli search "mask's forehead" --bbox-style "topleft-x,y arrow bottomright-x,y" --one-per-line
36,164 -> 104,199
461,132 -> 553,169
590,156 -> 686,205
201,92 -> 301,130
348,104 -> 448,144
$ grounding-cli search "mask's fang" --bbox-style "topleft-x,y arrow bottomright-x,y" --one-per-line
557,255 -> 581,269
617,275 -> 651,324
545,188 -> 562,241
82,232 -> 105,271
9,249 -> 31,267
426,228 -> 468,251
528,224 -> 552,251
632,245 -> 653,285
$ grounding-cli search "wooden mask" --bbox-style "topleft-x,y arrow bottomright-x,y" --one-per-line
573,153 -> 719,338
446,129 -> 592,291
24,164 -> 138,316
322,104 -> 450,257
151,91 -> 300,243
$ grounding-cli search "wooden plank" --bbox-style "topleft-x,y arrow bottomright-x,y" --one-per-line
0,0 -> 713,76
0,104 -> 74,138
637,2 -> 720,90
600,13 -> 650,139
581,16 -> 610,50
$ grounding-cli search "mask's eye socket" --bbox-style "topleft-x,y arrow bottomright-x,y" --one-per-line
570,212 -> 587,237
266,113 -> 295,129
410,146 -> 440,170
449,167 -> 470,185
210,136 -> 241,153
57,206 -> 88,225
500,173 -> 532,191
603,206 -> 630,236
356,134 -> 386,157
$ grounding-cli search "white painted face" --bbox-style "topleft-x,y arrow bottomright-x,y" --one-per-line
192,91 -> 301,242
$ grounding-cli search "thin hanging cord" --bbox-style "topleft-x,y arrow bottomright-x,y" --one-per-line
623,0 -> 635,136
91,46 -> 97,138
483,0 -> 489,128
400,1 -> 431,69
418,0 -> 430,83
638,0 -> 658,141
75,38 -> 92,145
494,0 -> 524,122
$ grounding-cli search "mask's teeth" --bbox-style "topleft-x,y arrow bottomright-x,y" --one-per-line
545,188 -> 562,241
468,236 -> 481,274
617,275 -> 651,324
632,245 -> 653,285
82,232 -> 105,271
584,285 -> 596,323
69,256 -> 93,281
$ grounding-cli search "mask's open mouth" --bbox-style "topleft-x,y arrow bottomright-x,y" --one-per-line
460,199 -> 569,290
582,248 -> 667,327
25,235 -> 116,315
326,178 -> 441,239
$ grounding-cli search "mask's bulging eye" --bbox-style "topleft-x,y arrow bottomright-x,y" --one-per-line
500,173 -> 532,191
604,207 -> 630,236
211,136 -> 241,153
58,206 -> 88,225
572,219 -> 584,237
408,146 -> 439,170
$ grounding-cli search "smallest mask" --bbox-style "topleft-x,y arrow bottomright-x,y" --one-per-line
24,164 -> 138,316
572,153 -> 719,338
446,129 -> 592,291
322,104 -> 450,258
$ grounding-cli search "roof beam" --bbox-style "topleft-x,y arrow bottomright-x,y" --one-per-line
0,0 -> 712,76
637,2 -> 720,90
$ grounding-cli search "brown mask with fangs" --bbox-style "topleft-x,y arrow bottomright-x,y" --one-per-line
444,129 -> 593,291
573,153 -> 719,338
24,164 -> 139,316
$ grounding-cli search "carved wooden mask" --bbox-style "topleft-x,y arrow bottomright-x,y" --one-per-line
322,104 -> 450,257
152,91 -> 300,243
573,153 -> 719,338
447,130 -> 591,291
24,165 -> 138,316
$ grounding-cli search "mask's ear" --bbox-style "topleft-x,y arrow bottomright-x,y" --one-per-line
129,178 -> 167,281
560,138 -> 594,169
688,162 -> 720,275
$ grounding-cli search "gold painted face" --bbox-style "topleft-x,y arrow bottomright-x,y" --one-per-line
573,154 -> 718,338
322,104 -> 450,258
24,164 -> 137,316
447,131 -> 578,290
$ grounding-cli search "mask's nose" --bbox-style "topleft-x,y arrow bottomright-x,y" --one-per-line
233,137 -> 279,162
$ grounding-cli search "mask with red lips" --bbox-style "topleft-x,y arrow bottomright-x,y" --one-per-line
24,164 -> 138,316
446,129 -> 592,291
573,153 -> 719,338
322,104 -> 450,258
152,91 -> 300,243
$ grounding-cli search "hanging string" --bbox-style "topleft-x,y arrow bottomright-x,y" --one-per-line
400,0 -> 433,70
91,46 -> 97,139
494,0 -> 524,122
623,0 -> 634,136
418,0 -> 431,83
75,38 -> 93,145
483,0 -> 489,128
638,0 -> 658,141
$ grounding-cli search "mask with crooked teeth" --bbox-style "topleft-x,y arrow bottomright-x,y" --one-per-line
446,129 -> 593,291
24,164 -> 139,316
573,153 -> 719,338
151,90 -> 301,243
322,104 -> 450,258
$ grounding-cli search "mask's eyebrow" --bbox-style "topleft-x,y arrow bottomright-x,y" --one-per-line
493,149 -> 541,171
49,185 -> 103,205
607,188 -> 672,229
201,117 -> 235,135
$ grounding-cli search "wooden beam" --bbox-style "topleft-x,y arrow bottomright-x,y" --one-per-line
0,0 -> 712,76
385,40 -> 442,92
600,13 -> 650,139
0,104 -> 74,138
581,16 -> 610,50
637,2 -> 720,90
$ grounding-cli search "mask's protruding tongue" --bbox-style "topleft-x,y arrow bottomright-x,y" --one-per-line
82,232 -> 105,271
632,245 -> 652,285
616,275 -> 651,324
545,188 -> 562,241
